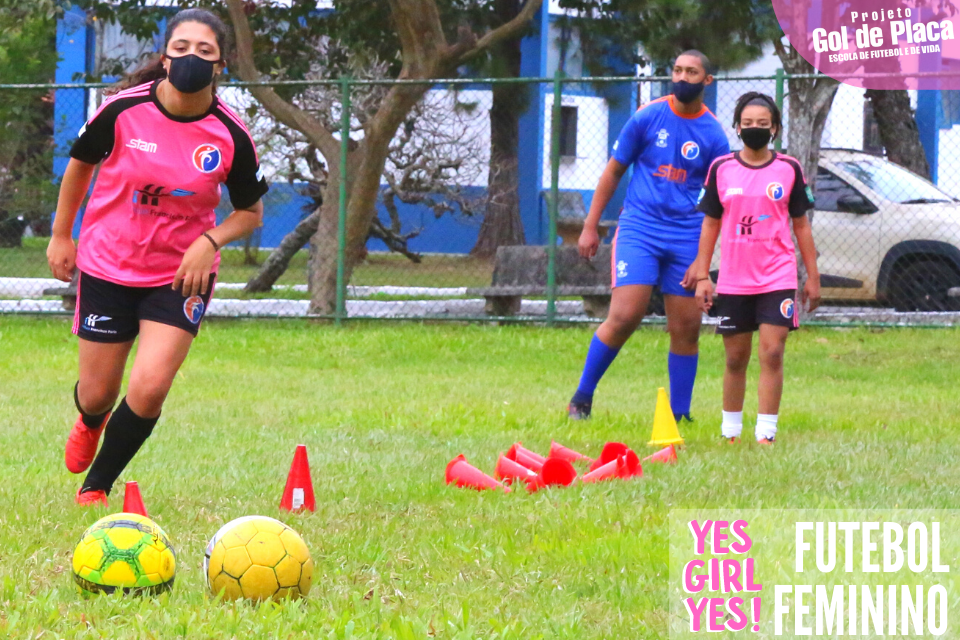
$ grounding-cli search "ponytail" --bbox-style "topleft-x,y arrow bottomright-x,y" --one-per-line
106,54 -> 167,95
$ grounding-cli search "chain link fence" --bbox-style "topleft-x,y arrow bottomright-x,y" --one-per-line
2,74 -> 960,326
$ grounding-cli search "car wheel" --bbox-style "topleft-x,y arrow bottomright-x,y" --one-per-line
890,260 -> 960,312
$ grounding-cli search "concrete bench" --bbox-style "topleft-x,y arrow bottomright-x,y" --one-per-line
467,245 -> 613,317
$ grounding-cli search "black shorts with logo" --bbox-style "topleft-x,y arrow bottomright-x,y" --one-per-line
714,289 -> 799,335
73,271 -> 214,343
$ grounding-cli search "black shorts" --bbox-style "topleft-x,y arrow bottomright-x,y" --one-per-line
73,271 -> 214,343
714,289 -> 799,335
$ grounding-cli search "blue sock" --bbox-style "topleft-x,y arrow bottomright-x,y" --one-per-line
573,335 -> 620,403
668,352 -> 698,419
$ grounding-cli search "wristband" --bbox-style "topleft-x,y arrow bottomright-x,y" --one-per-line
202,232 -> 220,252
697,277 -> 711,282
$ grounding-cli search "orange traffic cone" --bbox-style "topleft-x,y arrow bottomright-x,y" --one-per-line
507,443 -> 547,465
581,457 -> 622,483
280,444 -> 316,512
495,454 -> 538,485
446,455 -> 510,492
618,450 -> 643,478
527,458 -> 578,493
549,441 -> 593,465
122,481 -> 148,517
505,444 -> 544,472
589,442 -> 629,472
643,444 -> 678,464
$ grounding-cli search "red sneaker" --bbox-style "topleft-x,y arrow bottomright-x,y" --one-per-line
757,437 -> 776,445
721,436 -> 740,444
75,487 -> 108,507
65,414 -> 109,474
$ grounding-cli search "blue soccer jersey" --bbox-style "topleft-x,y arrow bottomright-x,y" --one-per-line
612,95 -> 730,240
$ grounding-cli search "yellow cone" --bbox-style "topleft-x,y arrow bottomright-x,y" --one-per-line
648,387 -> 684,447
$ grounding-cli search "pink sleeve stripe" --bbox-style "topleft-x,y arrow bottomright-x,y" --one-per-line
88,88 -> 151,122
217,104 -> 254,137
706,153 -> 735,181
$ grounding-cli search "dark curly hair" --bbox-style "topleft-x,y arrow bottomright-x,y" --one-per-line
108,9 -> 229,95
733,91 -> 782,141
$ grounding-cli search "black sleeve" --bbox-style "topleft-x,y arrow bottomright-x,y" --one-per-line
697,160 -> 724,219
69,101 -> 122,164
217,111 -> 269,210
787,159 -> 814,218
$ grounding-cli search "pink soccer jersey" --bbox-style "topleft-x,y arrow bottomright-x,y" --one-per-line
697,152 -> 812,295
69,80 -> 268,287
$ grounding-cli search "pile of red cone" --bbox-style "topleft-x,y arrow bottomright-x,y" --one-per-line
445,441 -> 678,493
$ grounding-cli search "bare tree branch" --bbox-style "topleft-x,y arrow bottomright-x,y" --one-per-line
223,0 -> 341,163
444,0 -> 544,67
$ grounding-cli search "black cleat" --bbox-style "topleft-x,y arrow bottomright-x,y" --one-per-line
568,400 -> 592,420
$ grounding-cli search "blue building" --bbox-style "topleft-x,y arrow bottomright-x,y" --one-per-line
54,3 -> 637,252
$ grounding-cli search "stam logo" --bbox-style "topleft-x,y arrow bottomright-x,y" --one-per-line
653,164 -> 688,183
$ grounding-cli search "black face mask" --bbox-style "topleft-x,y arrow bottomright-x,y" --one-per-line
740,127 -> 773,151
672,80 -> 705,104
166,54 -> 219,94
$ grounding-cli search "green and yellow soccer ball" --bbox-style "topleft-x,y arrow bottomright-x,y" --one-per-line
72,513 -> 176,595
204,516 -> 313,601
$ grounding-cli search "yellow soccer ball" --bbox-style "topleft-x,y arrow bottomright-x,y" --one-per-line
204,516 -> 313,601
72,513 -> 176,595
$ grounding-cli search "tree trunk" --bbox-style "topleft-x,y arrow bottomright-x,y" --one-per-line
865,89 -> 930,179
776,43 -> 839,321
307,195 -> 343,314
471,0 -> 526,257
244,208 -> 320,292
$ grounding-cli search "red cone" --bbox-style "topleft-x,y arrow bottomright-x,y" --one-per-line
581,457 -> 622,483
507,443 -> 547,465
505,444 -> 544,471
588,442 -> 630,472
446,455 -> 509,492
495,454 -> 538,485
642,444 -> 678,465
527,458 -> 578,493
280,444 -> 316,512
618,450 -> 643,478
549,441 -> 594,465
122,481 -> 148,517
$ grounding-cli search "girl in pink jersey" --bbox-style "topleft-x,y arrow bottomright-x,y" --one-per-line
46,9 -> 268,506
692,92 -> 820,445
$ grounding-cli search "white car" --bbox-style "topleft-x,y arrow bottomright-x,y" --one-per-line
813,149 -> 960,311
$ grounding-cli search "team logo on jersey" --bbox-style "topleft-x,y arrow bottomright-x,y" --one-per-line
133,185 -> 196,207
193,144 -> 222,173
681,141 -> 700,160
766,182 -> 785,201
736,214 -> 771,236
617,260 -> 628,279
725,187 -> 744,196
127,138 -> 157,153
780,298 -> 795,319
184,296 -> 205,324
656,128 -> 670,148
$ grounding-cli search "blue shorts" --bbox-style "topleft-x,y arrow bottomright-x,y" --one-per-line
611,226 -> 698,297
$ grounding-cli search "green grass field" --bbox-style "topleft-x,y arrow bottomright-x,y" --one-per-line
1,318 -> 959,639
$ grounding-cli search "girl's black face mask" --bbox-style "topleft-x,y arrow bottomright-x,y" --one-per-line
166,54 -> 219,94
740,127 -> 773,151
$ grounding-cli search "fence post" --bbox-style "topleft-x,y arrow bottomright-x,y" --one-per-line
336,76 -> 350,325
547,71 -> 562,325
774,68 -> 785,152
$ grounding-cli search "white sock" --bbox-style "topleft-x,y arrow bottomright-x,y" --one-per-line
721,410 -> 743,438
756,414 -> 779,441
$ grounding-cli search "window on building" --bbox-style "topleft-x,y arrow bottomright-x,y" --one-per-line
559,106 -> 578,158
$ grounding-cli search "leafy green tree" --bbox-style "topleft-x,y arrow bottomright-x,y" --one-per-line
0,0 -> 60,245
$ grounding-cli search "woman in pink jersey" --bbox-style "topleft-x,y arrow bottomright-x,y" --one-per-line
46,9 -> 267,506
691,92 -> 820,445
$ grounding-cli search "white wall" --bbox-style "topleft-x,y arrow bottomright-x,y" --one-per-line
543,93 -> 610,190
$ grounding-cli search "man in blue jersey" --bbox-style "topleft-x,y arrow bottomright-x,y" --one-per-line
568,50 -> 730,421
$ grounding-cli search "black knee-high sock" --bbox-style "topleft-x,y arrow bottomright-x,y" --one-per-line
74,382 -> 111,429
81,398 -> 158,495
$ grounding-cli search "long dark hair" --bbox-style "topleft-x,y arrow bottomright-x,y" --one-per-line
109,9 -> 230,95
733,92 -> 783,141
